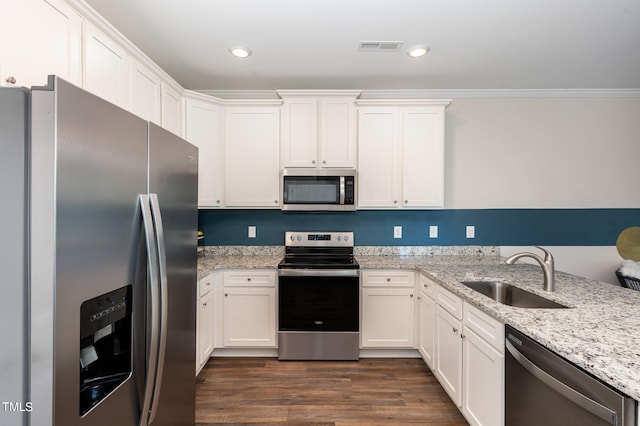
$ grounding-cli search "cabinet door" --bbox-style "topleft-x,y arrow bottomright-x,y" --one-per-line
184,97 -> 223,208
281,98 -> 317,167
129,59 -> 161,124
361,287 -> 415,348
357,107 -> 400,208
0,0 -> 82,88
435,305 -> 463,407
319,97 -> 356,168
462,327 -> 504,426
223,287 -> 276,347
401,107 -> 445,208
161,83 -> 182,136
225,107 -> 280,207
83,22 -> 129,108
418,293 -> 437,369
197,291 -> 214,373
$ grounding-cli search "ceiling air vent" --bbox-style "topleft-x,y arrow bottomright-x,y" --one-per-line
358,41 -> 404,52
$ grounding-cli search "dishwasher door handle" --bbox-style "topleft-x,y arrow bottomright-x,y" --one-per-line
506,340 -> 618,425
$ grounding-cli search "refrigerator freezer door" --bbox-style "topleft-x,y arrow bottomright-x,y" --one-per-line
0,87 -> 29,426
30,77 -> 148,425
147,123 -> 198,425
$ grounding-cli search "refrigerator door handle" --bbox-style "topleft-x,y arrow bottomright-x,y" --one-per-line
148,193 -> 169,424
139,194 -> 161,426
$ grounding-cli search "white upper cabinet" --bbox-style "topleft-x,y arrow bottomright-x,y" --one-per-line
0,0 -> 82,88
183,93 -> 224,208
83,21 -> 129,109
129,59 -> 161,124
279,90 -> 359,168
357,107 -> 400,208
402,106 -> 446,207
357,100 -> 451,209
224,103 -> 282,208
161,82 -> 183,137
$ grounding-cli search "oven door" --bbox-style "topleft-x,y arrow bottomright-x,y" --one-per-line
278,270 -> 359,332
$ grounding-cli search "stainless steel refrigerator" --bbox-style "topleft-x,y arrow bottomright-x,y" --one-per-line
0,76 -> 198,426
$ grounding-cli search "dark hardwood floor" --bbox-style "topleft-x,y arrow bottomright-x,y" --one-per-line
196,357 -> 469,425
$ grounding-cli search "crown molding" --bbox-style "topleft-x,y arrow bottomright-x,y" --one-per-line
277,89 -> 362,98
198,90 -> 280,100
359,88 -> 640,98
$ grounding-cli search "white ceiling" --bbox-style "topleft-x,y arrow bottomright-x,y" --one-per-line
83,0 -> 640,91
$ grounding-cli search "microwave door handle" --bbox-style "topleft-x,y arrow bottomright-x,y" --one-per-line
505,340 -> 618,425
339,176 -> 345,204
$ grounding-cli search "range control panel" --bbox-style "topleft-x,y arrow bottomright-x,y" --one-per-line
285,231 -> 354,247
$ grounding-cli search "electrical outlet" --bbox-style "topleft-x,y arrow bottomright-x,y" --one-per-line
393,226 -> 402,239
466,225 -> 475,239
248,226 -> 256,238
429,225 -> 438,238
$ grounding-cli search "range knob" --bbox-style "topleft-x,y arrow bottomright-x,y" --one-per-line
337,235 -> 342,242
343,235 -> 349,242
290,235 -> 295,241
296,235 -> 302,241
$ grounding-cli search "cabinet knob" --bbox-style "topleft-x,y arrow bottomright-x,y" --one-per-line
452,327 -> 459,333
404,200 -> 408,204
322,160 -> 326,164
275,200 -> 278,204
461,334 -> 466,339
386,278 -> 391,282
312,160 -> 316,164
224,293 -> 228,297
409,293 -> 414,298
5,76 -> 16,85
247,277 -> 251,282
203,302 -> 208,307
216,200 -> 220,204
393,200 -> 398,204
423,283 -> 428,288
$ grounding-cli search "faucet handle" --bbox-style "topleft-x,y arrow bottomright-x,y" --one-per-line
535,246 -> 554,263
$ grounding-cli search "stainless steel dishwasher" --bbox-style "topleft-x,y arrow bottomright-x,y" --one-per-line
505,325 -> 636,426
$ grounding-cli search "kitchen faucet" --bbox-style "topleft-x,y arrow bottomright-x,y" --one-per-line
504,246 -> 555,292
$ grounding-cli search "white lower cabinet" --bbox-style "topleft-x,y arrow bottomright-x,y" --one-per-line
222,270 -> 276,347
361,270 -> 416,348
435,304 -> 463,406
462,326 -> 504,426
423,274 -> 505,426
196,273 -> 215,374
417,276 -> 436,369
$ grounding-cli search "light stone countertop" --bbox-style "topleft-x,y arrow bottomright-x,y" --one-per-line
196,251 -> 640,401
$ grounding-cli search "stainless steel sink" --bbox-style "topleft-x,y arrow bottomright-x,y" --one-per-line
460,281 -> 569,309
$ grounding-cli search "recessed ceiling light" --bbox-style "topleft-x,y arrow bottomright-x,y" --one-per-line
229,46 -> 251,58
407,45 -> 430,58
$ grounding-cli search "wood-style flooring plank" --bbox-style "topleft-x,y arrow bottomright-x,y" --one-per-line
196,357 -> 468,425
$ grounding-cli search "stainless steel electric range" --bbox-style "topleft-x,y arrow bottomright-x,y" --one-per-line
277,231 -> 360,360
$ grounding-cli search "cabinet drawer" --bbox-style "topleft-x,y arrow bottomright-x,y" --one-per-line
463,303 -> 504,353
436,285 -> 463,320
361,270 -> 415,287
419,274 -> 437,299
199,273 -> 214,297
223,270 -> 275,287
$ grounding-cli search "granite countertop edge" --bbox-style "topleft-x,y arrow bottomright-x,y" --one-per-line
197,253 -> 640,401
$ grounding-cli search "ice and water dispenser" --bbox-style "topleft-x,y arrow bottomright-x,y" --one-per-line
79,285 -> 132,415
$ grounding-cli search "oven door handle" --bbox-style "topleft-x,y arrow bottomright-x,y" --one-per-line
278,269 -> 360,277
506,340 -> 618,425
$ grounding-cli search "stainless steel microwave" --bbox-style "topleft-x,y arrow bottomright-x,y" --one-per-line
280,168 -> 357,211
